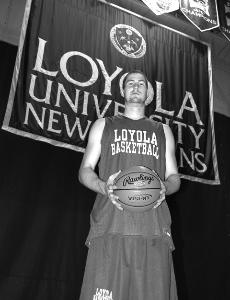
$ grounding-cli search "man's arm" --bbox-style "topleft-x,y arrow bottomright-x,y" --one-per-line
78,118 -> 123,210
163,124 -> 181,195
78,118 -> 107,195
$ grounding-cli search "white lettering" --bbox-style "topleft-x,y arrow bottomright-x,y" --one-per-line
48,110 -> 61,134
188,126 -> 205,149
82,91 -> 89,116
195,152 -> 207,173
173,120 -> 187,145
155,81 -> 174,116
179,147 -> 195,170
33,37 -> 58,76
60,51 -> 98,87
122,129 -> 127,141
29,74 -> 52,104
93,94 -> 112,118
177,91 -> 203,125
96,59 -> 122,95
55,83 -> 80,113
136,130 -> 142,142
24,102 -> 46,128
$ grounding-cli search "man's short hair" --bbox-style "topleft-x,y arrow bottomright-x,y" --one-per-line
123,70 -> 148,89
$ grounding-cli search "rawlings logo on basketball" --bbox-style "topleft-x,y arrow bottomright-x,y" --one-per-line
122,173 -> 155,186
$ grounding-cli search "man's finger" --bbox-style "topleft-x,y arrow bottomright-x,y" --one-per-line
108,170 -> 121,183
112,199 -> 123,210
153,201 -> 160,209
107,184 -> 115,191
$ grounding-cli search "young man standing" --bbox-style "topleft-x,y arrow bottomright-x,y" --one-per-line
79,71 -> 181,300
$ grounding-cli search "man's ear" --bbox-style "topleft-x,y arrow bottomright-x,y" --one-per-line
119,73 -> 128,97
145,82 -> 154,106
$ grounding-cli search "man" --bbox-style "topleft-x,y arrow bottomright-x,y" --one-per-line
78,70 -> 181,300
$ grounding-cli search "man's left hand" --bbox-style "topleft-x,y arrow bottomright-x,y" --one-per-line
153,179 -> 166,209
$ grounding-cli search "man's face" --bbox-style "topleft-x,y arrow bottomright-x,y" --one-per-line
124,73 -> 148,105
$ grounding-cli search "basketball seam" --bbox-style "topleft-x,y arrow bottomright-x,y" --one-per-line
117,199 -> 156,208
114,188 -> 160,191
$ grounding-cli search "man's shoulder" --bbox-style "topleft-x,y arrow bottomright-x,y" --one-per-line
162,123 -> 172,133
162,123 -> 174,141
90,118 -> 105,134
92,115 -> 122,132
107,114 -> 123,121
94,117 -> 105,125
146,117 -> 164,128
92,115 -> 123,129
103,114 -> 124,125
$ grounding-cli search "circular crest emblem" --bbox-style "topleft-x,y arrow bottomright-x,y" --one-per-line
110,24 -> 146,58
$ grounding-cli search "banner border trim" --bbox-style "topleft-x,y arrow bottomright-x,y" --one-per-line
2,0 -> 220,185
1,125 -> 85,153
2,0 -> 33,127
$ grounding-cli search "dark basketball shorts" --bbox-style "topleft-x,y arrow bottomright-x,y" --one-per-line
79,234 -> 178,300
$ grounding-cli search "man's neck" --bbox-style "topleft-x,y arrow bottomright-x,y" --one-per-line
124,106 -> 145,120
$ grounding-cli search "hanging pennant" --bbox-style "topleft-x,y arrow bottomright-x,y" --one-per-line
218,0 -> 230,41
141,0 -> 179,15
180,0 -> 219,31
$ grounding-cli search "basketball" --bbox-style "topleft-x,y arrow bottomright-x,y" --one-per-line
113,166 -> 161,212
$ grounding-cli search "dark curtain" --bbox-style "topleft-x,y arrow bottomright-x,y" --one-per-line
0,40 -> 229,300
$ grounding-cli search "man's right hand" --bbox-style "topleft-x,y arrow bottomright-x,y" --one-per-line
106,171 -> 123,211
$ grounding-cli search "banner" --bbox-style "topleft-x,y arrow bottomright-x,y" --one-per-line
2,0 -> 219,184
218,0 -> 230,41
141,0 -> 179,15
180,0 -> 219,31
